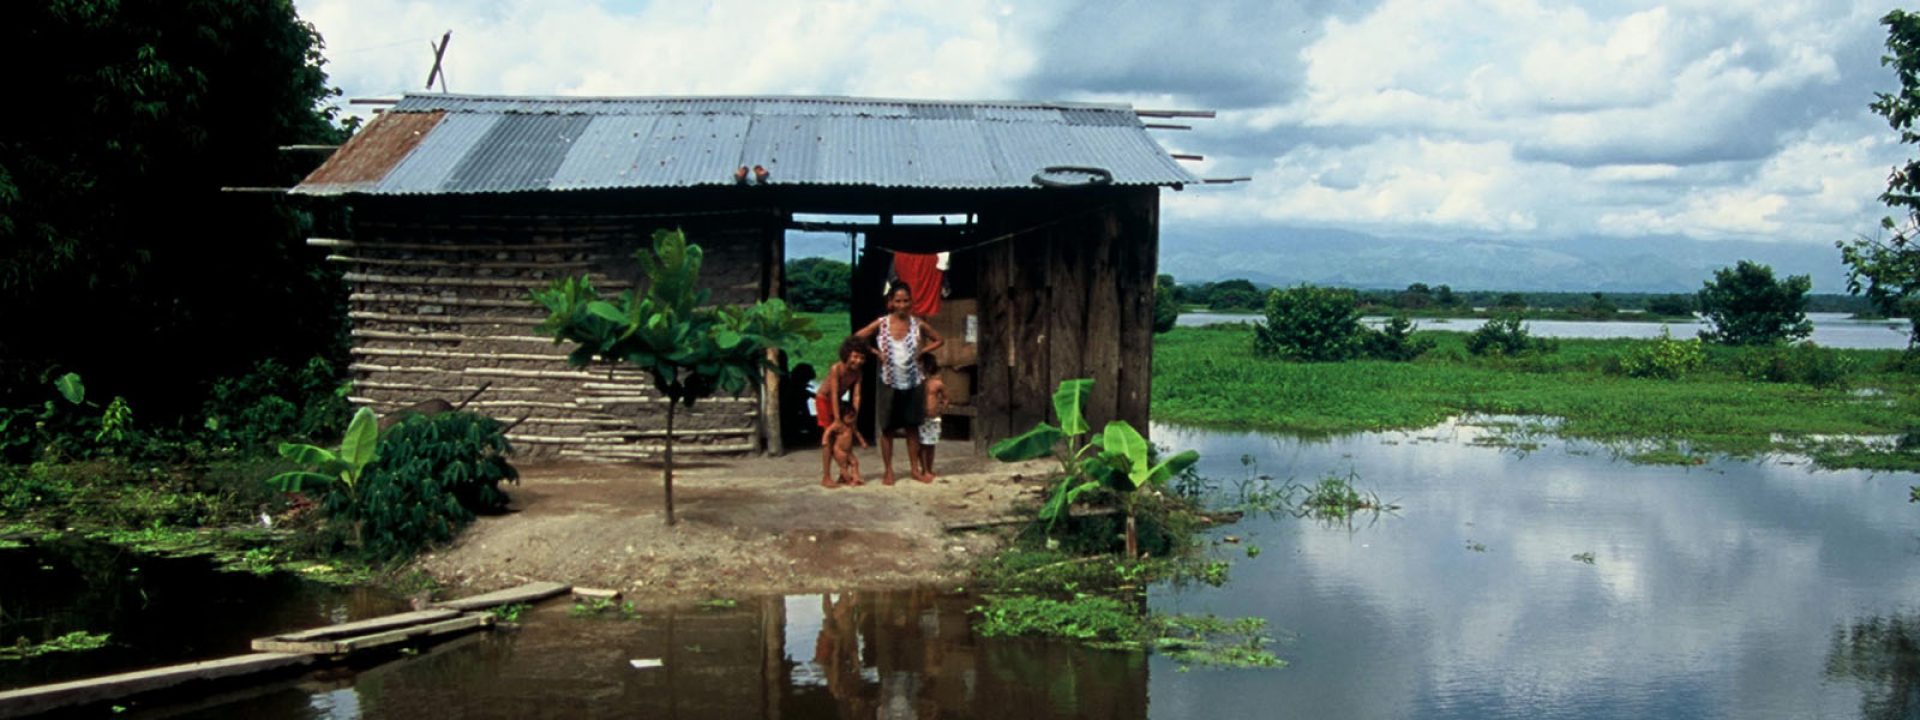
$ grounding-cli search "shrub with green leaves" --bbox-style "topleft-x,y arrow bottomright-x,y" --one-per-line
1739,343 -> 1858,388
1253,285 -> 1364,361
1359,315 -> 1436,361
338,412 -> 519,560
1467,315 -> 1555,357
1619,328 -> 1706,379
203,357 -> 351,451
1153,282 -> 1180,334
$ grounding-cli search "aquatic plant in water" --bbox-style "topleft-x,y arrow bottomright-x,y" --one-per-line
0,630 -> 111,661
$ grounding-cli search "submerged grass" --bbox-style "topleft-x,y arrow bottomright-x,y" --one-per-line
1155,325 -> 1920,469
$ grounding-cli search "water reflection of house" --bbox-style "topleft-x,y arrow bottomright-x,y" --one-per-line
324,591 -> 1146,719
292,93 -> 1224,460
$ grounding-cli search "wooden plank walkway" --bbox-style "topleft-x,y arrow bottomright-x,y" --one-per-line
0,654 -> 313,720
0,581 -> 569,718
431,580 -> 570,611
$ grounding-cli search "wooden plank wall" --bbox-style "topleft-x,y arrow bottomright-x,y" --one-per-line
336,214 -> 772,461
971,189 -> 1159,452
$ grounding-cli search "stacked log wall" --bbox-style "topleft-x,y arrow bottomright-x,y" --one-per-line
333,214 -> 771,461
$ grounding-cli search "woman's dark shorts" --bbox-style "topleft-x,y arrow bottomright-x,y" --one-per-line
884,384 -> 926,432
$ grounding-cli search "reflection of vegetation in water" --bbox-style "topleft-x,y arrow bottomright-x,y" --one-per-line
1826,613 -> 1920,720
0,630 -> 111,661
1571,552 -> 1596,564
568,598 -> 641,620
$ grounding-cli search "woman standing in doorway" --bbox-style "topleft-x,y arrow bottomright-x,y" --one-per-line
854,281 -> 944,484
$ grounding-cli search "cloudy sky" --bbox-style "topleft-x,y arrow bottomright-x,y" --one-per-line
295,0 -> 1912,287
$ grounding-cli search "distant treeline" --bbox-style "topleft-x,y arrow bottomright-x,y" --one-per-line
1165,277 -> 1884,316
784,262 -> 1887,317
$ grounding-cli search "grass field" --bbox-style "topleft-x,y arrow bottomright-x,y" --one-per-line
1154,324 -> 1919,468
787,312 -> 1919,469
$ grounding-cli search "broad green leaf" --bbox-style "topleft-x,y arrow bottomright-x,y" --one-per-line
54,373 -> 84,405
1052,379 -> 1093,435
339,407 -> 379,470
1102,421 -> 1151,488
586,300 -> 628,325
989,423 -> 1066,461
276,442 -> 339,466
1143,449 -> 1201,488
266,470 -> 336,493
1038,477 -> 1100,524
715,329 -> 743,349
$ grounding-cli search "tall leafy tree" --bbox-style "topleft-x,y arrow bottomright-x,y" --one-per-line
1841,9 -> 1920,349
535,229 -> 818,525
0,0 -> 350,416
1696,261 -> 1813,346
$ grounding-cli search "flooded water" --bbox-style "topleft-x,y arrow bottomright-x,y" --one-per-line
45,420 -> 1920,719
1148,421 -> 1920,720
1177,311 -> 1914,350
0,538 -> 405,691
163,590 -> 1143,719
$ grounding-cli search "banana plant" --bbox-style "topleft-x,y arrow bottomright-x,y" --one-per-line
532,229 -> 817,525
990,378 -> 1199,557
266,406 -> 380,502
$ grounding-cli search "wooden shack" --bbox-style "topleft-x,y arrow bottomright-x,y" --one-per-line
291,93 -> 1212,459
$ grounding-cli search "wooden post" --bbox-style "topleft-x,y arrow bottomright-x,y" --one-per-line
763,213 -> 785,456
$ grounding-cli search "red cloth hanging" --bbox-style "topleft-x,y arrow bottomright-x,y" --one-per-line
892,252 -> 942,317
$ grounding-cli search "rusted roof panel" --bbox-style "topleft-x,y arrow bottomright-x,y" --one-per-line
297,111 -> 444,195
292,93 -> 1201,195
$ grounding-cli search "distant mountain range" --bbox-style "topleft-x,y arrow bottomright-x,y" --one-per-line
1158,225 -> 1855,293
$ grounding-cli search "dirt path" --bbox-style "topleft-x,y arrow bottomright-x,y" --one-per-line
413,451 -> 1051,603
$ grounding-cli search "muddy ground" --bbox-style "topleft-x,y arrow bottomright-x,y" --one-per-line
413,450 -> 1053,603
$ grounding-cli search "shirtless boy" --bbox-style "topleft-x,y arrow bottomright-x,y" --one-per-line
822,405 -> 866,487
917,352 -> 947,481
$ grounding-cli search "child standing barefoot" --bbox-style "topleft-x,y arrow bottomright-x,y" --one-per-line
818,336 -> 867,488
917,353 -> 948,482
823,406 -> 865,487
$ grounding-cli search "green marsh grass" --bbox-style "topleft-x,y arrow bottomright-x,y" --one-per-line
1154,324 -> 1919,468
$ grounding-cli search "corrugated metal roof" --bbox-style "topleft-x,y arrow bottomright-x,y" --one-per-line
299,111 -> 444,193
294,93 -> 1200,196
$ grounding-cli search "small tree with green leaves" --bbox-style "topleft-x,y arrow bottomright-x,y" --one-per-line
533,229 -> 817,525
1838,9 -> 1920,350
1153,275 -> 1180,334
1253,285 -> 1364,361
988,379 -> 1198,558
1696,261 -> 1813,346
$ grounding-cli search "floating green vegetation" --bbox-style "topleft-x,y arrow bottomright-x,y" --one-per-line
971,595 -> 1283,670
1572,552 -> 1597,564
1466,541 -> 1488,553
1149,615 -> 1286,671
974,595 -> 1139,644
698,598 -> 738,611
1624,442 -> 1710,466
1,631 -> 111,661
491,602 -> 531,623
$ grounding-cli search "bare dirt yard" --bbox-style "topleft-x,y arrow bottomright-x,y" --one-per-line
413,450 -> 1052,603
